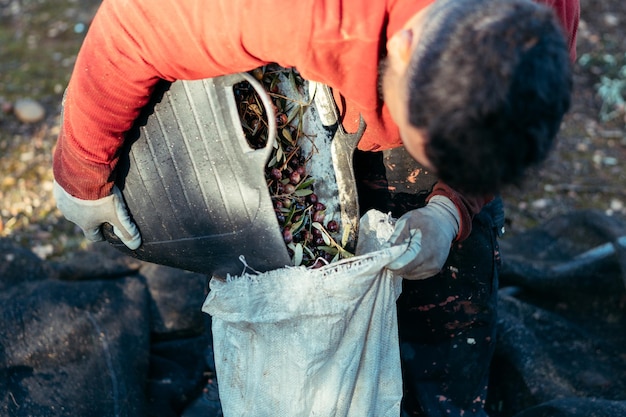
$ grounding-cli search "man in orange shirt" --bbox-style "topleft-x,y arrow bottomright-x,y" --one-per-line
53,0 -> 578,414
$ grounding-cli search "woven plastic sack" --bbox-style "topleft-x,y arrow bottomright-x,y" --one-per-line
202,210 -> 405,417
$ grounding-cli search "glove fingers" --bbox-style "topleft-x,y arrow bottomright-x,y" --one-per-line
54,181 -> 142,250
387,242 -> 421,271
82,226 -> 105,243
388,218 -> 408,245
387,229 -> 422,271
111,221 -> 141,250
110,186 -> 142,250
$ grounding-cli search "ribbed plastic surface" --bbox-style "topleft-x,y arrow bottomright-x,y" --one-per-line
105,73 -> 291,276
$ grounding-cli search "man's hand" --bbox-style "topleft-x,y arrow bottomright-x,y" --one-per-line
53,181 -> 142,250
386,196 -> 460,280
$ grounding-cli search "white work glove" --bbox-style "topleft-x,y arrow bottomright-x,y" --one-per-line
386,195 -> 460,280
53,180 -> 142,250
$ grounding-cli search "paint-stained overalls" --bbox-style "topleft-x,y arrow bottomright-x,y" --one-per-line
354,149 -> 504,417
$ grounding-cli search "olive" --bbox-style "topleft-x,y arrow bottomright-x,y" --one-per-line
326,220 -> 339,233
289,171 -> 301,185
312,210 -> 325,223
270,168 -> 282,180
276,113 -> 288,125
283,228 -> 293,244
301,230 -> 312,243
289,157 -> 300,169
284,184 -> 296,194
251,67 -> 264,81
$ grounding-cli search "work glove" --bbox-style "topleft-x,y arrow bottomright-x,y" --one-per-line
386,195 -> 460,280
53,181 -> 142,250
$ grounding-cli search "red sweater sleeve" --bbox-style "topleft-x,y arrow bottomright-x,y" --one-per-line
53,0 -> 313,199
538,0 -> 580,62
428,184 -> 493,242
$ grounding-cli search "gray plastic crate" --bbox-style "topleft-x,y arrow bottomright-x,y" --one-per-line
104,72 -> 362,276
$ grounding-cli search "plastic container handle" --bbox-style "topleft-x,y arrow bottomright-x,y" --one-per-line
219,72 -> 277,165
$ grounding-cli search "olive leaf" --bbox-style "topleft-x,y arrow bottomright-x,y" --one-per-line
293,243 -> 303,266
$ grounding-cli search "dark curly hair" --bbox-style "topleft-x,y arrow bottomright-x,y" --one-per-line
407,0 -> 572,196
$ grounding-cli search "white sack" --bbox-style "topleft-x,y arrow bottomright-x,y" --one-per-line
202,210 -> 405,417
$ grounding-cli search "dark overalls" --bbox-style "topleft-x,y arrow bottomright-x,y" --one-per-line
354,149 -> 504,417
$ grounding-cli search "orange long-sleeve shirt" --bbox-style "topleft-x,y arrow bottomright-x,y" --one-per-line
53,0 -> 579,241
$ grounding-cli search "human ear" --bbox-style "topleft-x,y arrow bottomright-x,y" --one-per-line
388,28 -> 414,66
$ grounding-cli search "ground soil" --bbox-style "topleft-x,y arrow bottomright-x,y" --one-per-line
0,0 -> 625,253
498,0 -> 626,238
